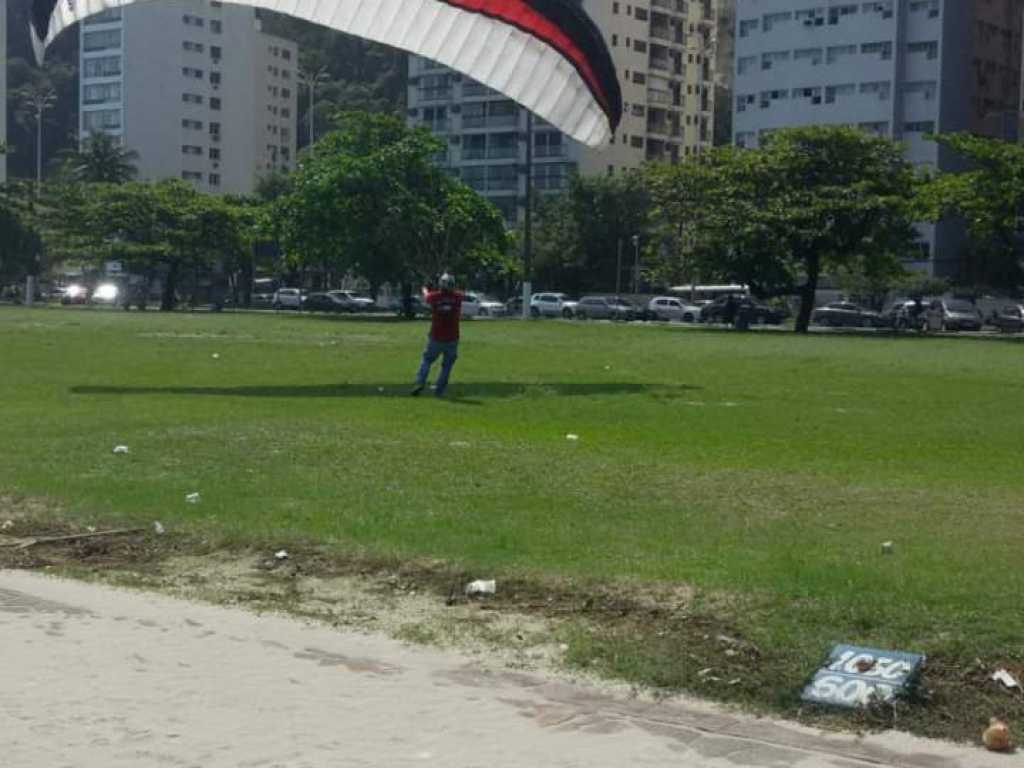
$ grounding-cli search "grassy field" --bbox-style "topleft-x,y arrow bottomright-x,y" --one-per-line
2,306 -> 1022,736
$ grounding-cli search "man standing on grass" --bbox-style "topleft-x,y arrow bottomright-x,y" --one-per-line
411,273 -> 462,398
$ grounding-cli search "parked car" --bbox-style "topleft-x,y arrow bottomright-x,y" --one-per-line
90,283 -> 121,306
327,289 -> 375,312
461,293 -> 481,318
648,296 -> 702,322
530,292 -> 578,318
303,292 -> 348,313
989,304 -> 1024,334
272,288 -> 304,310
474,295 -> 507,317
700,294 -> 785,325
575,295 -> 638,321
811,301 -> 884,328
505,296 -> 524,316
60,284 -> 90,305
924,298 -> 983,332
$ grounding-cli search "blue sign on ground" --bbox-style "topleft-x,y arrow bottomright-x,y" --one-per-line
801,644 -> 926,709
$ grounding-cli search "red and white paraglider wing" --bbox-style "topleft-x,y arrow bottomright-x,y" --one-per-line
31,0 -> 622,147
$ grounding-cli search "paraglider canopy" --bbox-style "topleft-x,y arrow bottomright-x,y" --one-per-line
31,0 -> 622,146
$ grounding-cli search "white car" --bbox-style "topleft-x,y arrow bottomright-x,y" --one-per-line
474,294 -> 507,317
648,296 -> 702,322
272,288 -> 304,310
327,290 -> 375,312
530,292 -> 578,318
461,293 -> 481,318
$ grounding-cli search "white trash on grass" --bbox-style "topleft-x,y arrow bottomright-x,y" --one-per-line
464,579 -> 496,597
565,434 -> 580,442
991,669 -> 1022,691
153,521 -> 166,535
274,550 -> 289,561
112,445 -> 130,455
185,492 -> 201,504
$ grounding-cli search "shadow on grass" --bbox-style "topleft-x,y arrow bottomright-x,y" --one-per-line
71,382 -> 700,404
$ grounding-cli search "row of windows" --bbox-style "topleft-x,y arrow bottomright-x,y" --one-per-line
183,93 -> 223,109
737,39 -> 938,74
83,82 -> 122,105
83,29 -> 121,52
182,171 -> 220,186
738,0 -> 938,37
268,45 -> 293,61
267,86 -> 293,99
83,108 -> 122,131
737,78 -> 936,109
460,163 -> 575,192
183,14 -> 222,32
267,65 -> 293,80
734,119 -> 934,147
83,55 -> 121,78
181,118 -> 222,137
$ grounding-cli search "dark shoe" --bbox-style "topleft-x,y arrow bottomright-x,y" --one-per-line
410,384 -> 425,397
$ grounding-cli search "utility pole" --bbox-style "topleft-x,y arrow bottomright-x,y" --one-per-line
522,109 -> 534,318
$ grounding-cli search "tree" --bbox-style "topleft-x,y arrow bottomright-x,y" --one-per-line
917,132 -> 1024,290
651,127 -> 920,332
56,132 -> 139,184
273,111 -> 508,296
532,171 -> 651,294
0,185 -> 43,286
48,180 -> 244,310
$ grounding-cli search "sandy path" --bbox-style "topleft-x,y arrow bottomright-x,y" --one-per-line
0,570 -> 1011,768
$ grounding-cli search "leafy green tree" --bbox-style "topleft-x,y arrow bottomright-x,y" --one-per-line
273,112 -> 508,296
651,127 -> 919,332
918,132 -> 1024,290
49,180 -> 243,310
532,171 -> 651,294
56,132 -> 139,183
0,185 -> 43,285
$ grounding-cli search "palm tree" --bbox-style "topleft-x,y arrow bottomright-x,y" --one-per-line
61,132 -> 139,184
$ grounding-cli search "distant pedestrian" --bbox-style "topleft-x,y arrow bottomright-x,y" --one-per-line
411,273 -> 463,398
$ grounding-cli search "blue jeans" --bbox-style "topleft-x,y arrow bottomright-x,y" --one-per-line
416,337 -> 459,395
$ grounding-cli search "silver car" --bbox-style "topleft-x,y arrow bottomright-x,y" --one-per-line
529,292 -> 578,318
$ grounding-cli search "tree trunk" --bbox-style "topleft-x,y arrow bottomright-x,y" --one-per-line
795,252 -> 821,334
161,261 -> 179,312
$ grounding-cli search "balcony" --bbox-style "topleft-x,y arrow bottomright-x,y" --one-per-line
418,87 -> 452,102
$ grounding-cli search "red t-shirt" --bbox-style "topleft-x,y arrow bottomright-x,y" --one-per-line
425,289 -> 463,342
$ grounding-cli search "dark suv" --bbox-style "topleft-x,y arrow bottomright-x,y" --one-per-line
700,294 -> 786,325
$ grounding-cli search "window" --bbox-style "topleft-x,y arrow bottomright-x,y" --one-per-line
182,145 -> 203,155
535,132 -> 563,158
762,11 -> 791,31
419,74 -> 451,101
907,41 -> 938,60
182,14 -> 204,26
826,45 -> 857,64
904,121 -> 935,133
908,0 -> 939,17
210,97 -> 222,110
737,55 -> 757,75
83,29 -> 122,51
83,8 -> 122,24
209,174 -> 221,187
793,47 -> 823,65
861,41 -> 893,60
761,51 -> 790,70
210,46 -> 223,61
83,82 -> 121,104
210,20 -> 222,33
209,122 -> 222,140
182,93 -> 203,104
210,72 -> 222,86
903,80 -> 937,100
739,18 -> 759,37
182,67 -> 204,79
182,119 -> 203,130
83,55 -> 121,78
183,41 -> 204,52
82,108 -> 122,130
824,83 -> 855,104
827,4 -> 857,24
859,81 -> 892,100
182,171 -> 203,182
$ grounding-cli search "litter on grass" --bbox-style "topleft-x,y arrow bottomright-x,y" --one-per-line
274,550 -> 289,561
464,579 -> 496,597
185,492 -> 201,504
991,669 -> 1022,691
153,521 -> 166,535
112,445 -> 130,455
565,434 -> 580,442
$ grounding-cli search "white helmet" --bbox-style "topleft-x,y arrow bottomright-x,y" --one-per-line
439,273 -> 455,289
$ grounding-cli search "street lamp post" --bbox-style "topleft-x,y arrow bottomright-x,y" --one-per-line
631,234 -> 640,295
522,109 -> 534,318
20,85 -> 56,194
298,66 -> 329,148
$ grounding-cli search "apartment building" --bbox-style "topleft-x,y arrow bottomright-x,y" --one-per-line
732,0 -> 1024,274
406,0 -> 721,224
79,0 -> 297,195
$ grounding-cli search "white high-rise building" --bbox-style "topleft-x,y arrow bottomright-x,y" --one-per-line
407,0 -> 721,224
732,0 -> 1024,275
79,0 -> 297,195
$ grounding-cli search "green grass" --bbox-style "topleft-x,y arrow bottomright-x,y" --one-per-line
2,306 -> 1023,721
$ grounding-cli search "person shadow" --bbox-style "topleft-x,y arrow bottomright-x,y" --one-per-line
71,381 -> 701,406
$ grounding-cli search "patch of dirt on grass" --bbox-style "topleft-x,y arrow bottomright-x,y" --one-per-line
0,498 -> 1020,747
